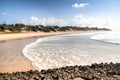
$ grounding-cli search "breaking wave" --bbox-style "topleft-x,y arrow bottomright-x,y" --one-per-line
23,32 -> 120,71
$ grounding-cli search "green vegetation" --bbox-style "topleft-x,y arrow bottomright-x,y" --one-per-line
0,23 -> 110,33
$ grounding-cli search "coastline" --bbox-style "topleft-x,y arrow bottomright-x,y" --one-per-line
0,31 -> 120,79
0,31 -> 84,42
0,31 -> 92,73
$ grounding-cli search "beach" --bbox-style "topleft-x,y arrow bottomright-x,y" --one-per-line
0,31 -> 120,80
0,31 -> 85,73
0,31 -> 83,42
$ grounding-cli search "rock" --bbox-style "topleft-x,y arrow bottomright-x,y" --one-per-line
0,62 -> 120,80
74,78 -> 84,80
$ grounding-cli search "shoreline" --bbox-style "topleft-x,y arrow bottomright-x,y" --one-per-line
0,31 -> 86,42
0,31 -> 94,73
0,31 -> 119,79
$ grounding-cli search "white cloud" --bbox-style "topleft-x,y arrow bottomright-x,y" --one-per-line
21,15 -> 109,29
108,21 -> 120,31
0,12 -> 7,15
30,16 -> 67,26
31,16 -> 39,21
70,14 -> 109,28
72,3 -> 89,8
18,19 -> 27,24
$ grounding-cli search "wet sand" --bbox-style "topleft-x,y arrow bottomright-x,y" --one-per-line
0,37 -> 39,73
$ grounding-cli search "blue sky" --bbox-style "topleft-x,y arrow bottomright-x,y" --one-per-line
0,0 -> 120,30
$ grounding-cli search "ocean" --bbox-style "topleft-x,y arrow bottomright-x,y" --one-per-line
23,31 -> 120,70
91,31 -> 120,44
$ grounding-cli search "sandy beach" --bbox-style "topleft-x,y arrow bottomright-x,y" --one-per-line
1,0 -> 119,79
0,31 -> 85,73
0,31 -> 82,42
0,31 -> 120,80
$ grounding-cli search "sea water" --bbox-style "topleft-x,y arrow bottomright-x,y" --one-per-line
23,31 -> 120,70
91,31 -> 120,44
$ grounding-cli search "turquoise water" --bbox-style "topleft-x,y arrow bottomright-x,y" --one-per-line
23,32 -> 120,70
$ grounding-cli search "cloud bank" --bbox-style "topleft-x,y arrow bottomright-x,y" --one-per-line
72,3 -> 89,8
30,16 -> 67,26
21,15 -> 109,29
71,14 -> 109,28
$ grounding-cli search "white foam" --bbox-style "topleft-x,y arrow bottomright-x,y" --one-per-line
23,32 -> 120,71
90,31 -> 120,44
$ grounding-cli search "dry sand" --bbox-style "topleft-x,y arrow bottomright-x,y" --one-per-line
0,31 -> 84,73
0,31 -> 82,42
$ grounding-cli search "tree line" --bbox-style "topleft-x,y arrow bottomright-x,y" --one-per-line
0,23 -> 110,33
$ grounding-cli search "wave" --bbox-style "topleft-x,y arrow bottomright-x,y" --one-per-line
23,32 -> 120,71
90,31 -> 120,44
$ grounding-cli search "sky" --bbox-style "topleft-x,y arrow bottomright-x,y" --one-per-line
0,0 -> 120,30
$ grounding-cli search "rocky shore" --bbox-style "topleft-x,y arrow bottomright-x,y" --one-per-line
0,62 -> 120,80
